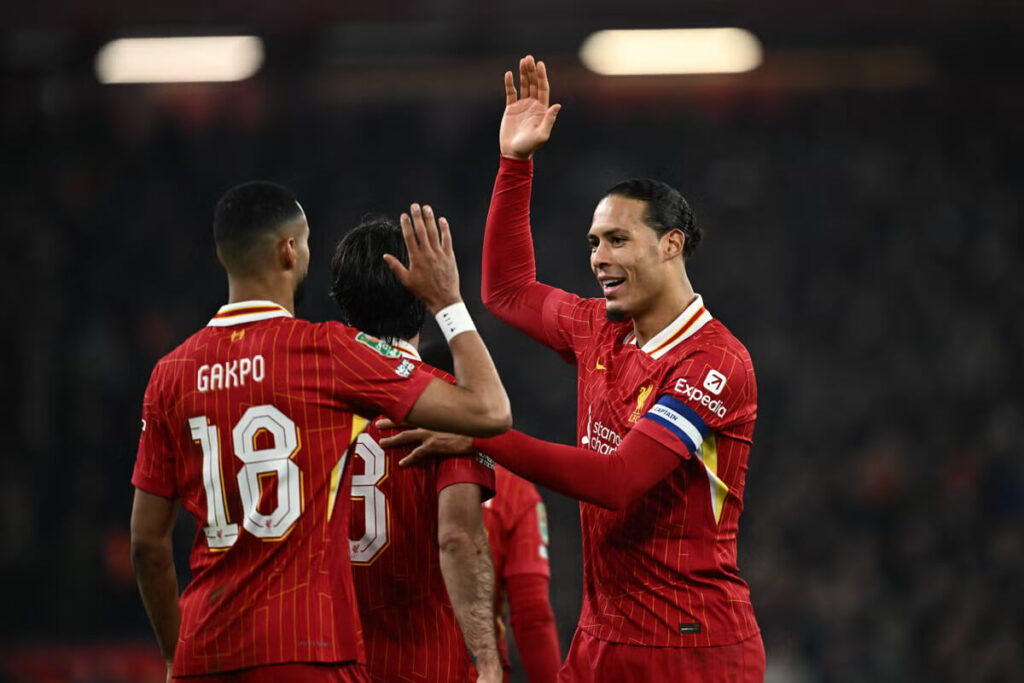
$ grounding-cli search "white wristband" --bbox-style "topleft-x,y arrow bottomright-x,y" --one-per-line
435,302 -> 476,343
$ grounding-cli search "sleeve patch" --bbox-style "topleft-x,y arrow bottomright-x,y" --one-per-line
394,359 -> 415,378
536,502 -> 549,544
642,395 -> 709,454
355,332 -> 400,358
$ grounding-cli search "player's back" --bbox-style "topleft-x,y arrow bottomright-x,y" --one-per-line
350,351 -> 495,683
133,302 -> 433,675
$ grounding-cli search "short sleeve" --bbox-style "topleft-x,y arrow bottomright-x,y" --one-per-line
632,348 -> 755,459
540,290 -> 606,364
437,453 -> 497,503
503,484 -> 551,579
131,364 -> 178,499
327,324 -> 435,423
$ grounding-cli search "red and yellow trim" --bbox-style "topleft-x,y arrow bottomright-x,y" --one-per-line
207,300 -> 292,327
624,295 -> 713,359
648,304 -> 707,356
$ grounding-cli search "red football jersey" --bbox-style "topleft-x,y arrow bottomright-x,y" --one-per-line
350,341 -> 496,683
482,466 -> 551,670
131,301 -> 433,676
538,291 -> 760,648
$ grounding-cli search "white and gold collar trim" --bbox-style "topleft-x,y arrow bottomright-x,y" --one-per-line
207,300 -> 293,327
623,294 -> 713,359
388,339 -> 421,361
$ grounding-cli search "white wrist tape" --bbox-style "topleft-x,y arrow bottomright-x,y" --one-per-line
435,302 -> 476,343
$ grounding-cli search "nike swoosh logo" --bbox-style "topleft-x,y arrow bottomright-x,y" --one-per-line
596,361 -> 606,370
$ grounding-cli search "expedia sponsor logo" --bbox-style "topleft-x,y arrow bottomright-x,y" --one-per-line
673,376 -> 728,418
581,405 -> 622,454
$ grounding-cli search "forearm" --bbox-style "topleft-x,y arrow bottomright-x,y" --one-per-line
481,156 -> 556,344
447,329 -> 512,434
439,529 -> 501,676
131,540 -> 181,663
507,574 -> 560,683
405,331 -> 512,437
473,429 -> 680,510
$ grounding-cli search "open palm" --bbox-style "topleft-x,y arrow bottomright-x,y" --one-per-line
499,55 -> 562,159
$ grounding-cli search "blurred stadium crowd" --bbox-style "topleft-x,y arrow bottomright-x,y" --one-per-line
2,70 -> 1022,681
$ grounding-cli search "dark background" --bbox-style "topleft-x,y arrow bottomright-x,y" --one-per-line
2,2 -> 1023,681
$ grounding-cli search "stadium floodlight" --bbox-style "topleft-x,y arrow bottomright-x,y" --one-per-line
580,28 -> 763,76
95,36 -> 264,84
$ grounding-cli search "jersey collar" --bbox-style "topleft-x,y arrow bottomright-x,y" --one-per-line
623,294 -> 713,359
388,338 -> 421,360
207,300 -> 293,327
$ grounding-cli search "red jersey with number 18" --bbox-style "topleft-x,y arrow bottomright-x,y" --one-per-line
540,290 -> 760,648
131,301 -> 433,676
351,341 -> 496,683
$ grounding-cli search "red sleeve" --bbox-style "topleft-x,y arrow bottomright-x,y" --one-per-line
437,454 -> 497,503
631,346 -> 757,458
506,573 -> 560,683
482,155 -> 577,354
131,362 -> 178,499
327,323 -> 434,423
503,489 -> 550,579
472,429 -> 680,511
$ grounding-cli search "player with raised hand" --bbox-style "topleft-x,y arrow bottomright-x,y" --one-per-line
384,56 -> 765,681
129,184 -> 510,683
328,216 -> 502,683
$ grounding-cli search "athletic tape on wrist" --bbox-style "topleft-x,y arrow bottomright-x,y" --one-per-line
435,302 -> 476,343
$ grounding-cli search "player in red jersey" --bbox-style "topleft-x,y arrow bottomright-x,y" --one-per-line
480,466 -> 561,683
385,57 -> 765,682
129,182 -> 511,682
328,217 -> 502,683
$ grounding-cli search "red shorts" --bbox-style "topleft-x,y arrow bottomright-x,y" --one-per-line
174,661 -> 371,683
558,630 -> 765,683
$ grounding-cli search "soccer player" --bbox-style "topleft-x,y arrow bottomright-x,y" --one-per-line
129,183 -> 510,682
328,217 -> 502,683
385,57 -> 765,681
480,466 -> 561,683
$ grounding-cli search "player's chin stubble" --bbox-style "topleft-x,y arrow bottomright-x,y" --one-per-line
605,307 -> 629,323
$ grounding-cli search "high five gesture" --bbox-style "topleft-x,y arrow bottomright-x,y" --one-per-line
499,55 -> 561,160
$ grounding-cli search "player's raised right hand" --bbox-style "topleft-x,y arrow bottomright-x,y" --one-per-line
384,203 -> 461,314
499,55 -> 562,160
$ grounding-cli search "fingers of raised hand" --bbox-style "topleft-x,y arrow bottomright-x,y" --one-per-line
504,71 -> 517,106
375,417 -> 398,430
381,253 -> 409,283
421,205 -> 442,249
408,203 -> 430,249
537,60 -> 550,104
438,217 -> 453,255
523,55 -> 539,101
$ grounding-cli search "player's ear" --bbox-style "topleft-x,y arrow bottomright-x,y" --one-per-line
661,229 -> 685,261
277,235 -> 297,270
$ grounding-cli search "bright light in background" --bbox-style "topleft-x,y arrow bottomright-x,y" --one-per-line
580,28 -> 762,76
95,36 -> 264,84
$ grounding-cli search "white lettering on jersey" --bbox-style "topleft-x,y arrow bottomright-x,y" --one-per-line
673,376 -> 728,418
197,355 -> 265,393
581,404 -> 623,454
